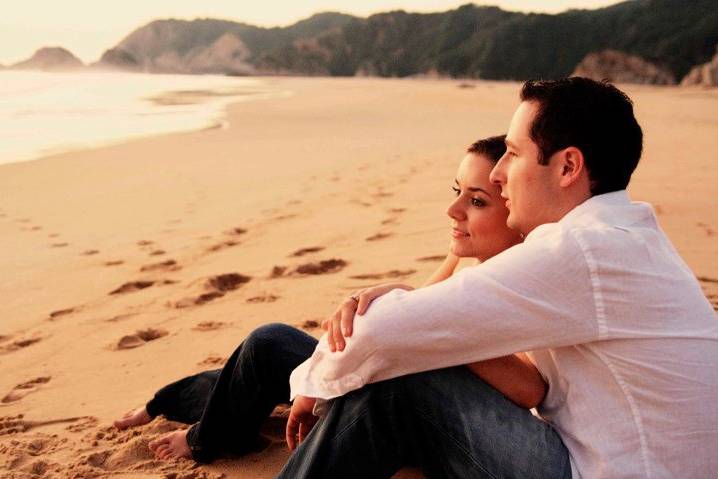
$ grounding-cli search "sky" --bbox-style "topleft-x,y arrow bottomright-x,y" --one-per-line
0,0 -> 623,65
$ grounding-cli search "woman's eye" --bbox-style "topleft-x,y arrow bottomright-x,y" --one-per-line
452,187 -> 461,196
471,198 -> 486,207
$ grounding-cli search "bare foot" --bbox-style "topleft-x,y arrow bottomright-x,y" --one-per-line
114,406 -> 152,430
148,429 -> 192,460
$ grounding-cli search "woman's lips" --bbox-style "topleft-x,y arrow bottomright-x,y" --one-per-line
452,228 -> 469,238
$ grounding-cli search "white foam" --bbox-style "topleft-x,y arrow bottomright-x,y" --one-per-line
0,71 -> 282,165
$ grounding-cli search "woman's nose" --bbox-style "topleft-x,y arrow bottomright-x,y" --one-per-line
446,197 -> 466,221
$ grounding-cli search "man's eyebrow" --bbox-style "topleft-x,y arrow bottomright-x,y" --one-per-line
454,179 -> 492,197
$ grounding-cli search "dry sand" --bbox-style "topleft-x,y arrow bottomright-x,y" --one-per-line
0,77 -> 716,478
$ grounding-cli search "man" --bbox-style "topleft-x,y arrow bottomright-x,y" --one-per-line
279,78 -> 718,478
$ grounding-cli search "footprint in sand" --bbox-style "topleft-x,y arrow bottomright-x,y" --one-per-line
109,281 -> 155,295
349,269 -> 417,280
148,249 -> 166,256
224,227 -> 247,237
0,414 -> 90,436
294,259 -> 347,275
206,240 -> 239,253
104,260 -> 124,267
698,276 -> 718,284
381,217 -> 399,225
193,321 -> 227,331
172,273 -> 251,308
416,255 -> 445,262
0,336 -> 43,355
697,222 -> 715,237
246,293 -> 280,303
298,319 -> 320,330
48,307 -> 77,320
366,232 -> 392,242
198,354 -> 226,367
290,246 -> 325,257
47,233 -> 59,238
50,242 -> 69,248
2,377 -> 51,403
136,240 -> 154,247
273,213 -> 297,221
29,225 -> 42,231
115,328 -> 168,350
270,265 -> 288,278
66,416 -> 99,433
81,249 -> 99,256
139,259 -> 180,273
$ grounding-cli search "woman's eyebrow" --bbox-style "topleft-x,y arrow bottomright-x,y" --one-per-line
454,179 -> 491,197
468,186 -> 491,197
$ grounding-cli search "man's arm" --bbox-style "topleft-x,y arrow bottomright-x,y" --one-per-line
289,226 -> 599,401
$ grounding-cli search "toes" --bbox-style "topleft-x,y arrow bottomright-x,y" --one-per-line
156,444 -> 171,459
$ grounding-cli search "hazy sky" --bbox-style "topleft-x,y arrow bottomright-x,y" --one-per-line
0,0 -> 622,65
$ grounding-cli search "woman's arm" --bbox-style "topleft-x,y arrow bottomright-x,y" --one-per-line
421,253 -> 460,286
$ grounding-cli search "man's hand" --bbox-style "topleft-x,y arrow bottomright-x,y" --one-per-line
286,395 -> 318,451
323,283 -> 414,352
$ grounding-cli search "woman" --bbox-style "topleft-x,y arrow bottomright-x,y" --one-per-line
115,135 -> 545,463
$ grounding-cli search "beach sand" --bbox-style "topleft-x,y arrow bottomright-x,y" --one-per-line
0,77 -> 716,478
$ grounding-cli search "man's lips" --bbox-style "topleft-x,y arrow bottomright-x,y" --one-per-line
452,228 -> 470,238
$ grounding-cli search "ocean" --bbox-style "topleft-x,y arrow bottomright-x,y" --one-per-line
0,71 -> 282,165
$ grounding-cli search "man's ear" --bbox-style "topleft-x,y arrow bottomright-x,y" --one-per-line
556,146 -> 585,188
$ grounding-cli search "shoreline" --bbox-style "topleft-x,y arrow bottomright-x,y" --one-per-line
0,77 -> 715,478
0,71 -> 290,167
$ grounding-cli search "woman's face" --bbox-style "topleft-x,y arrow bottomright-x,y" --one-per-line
446,153 -> 523,261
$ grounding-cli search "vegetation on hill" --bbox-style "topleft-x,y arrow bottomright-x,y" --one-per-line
96,1 -> 718,81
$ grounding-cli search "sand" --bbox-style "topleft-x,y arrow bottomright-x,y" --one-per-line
0,77 -> 716,478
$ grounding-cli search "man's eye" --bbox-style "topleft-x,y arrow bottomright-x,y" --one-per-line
452,187 -> 461,196
471,198 -> 486,207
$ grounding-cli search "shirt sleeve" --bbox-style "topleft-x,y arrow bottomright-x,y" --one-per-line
290,223 -> 601,400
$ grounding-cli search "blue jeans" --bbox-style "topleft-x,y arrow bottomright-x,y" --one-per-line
145,323 -> 317,463
278,366 -> 572,479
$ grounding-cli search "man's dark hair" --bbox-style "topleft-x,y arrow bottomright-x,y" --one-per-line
467,135 -> 506,164
520,77 -> 643,195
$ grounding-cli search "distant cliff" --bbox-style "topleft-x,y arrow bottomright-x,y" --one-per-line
11,47 -> 83,71
681,45 -> 718,87
96,0 -> 717,81
572,50 -> 676,85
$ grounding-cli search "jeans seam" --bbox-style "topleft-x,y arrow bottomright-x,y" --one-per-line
411,403 -> 499,479
330,390 -> 498,479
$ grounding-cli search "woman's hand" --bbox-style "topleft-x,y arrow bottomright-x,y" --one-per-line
286,395 -> 318,451
323,283 -> 414,352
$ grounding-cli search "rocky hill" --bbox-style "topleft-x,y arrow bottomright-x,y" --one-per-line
96,0 -> 717,81
681,45 -> 718,87
11,47 -> 84,71
572,50 -> 676,85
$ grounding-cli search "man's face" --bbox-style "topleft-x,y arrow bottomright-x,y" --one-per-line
489,101 -> 559,235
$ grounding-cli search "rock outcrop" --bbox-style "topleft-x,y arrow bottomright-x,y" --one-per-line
94,48 -> 141,71
11,47 -> 84,71
572,49 -> 676,85
168,32 -> 253,75
681,45 -> 718,87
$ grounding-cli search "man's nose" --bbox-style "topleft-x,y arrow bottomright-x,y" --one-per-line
489,157 -> 506,185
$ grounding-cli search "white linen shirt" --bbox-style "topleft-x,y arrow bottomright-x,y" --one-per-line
289,190 -> 718,478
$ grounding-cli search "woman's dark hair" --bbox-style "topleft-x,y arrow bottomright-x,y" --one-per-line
467,135 -> 507,164
520,77 -> 643,195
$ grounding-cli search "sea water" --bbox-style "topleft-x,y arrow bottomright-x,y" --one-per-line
0,71 -> 280,165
